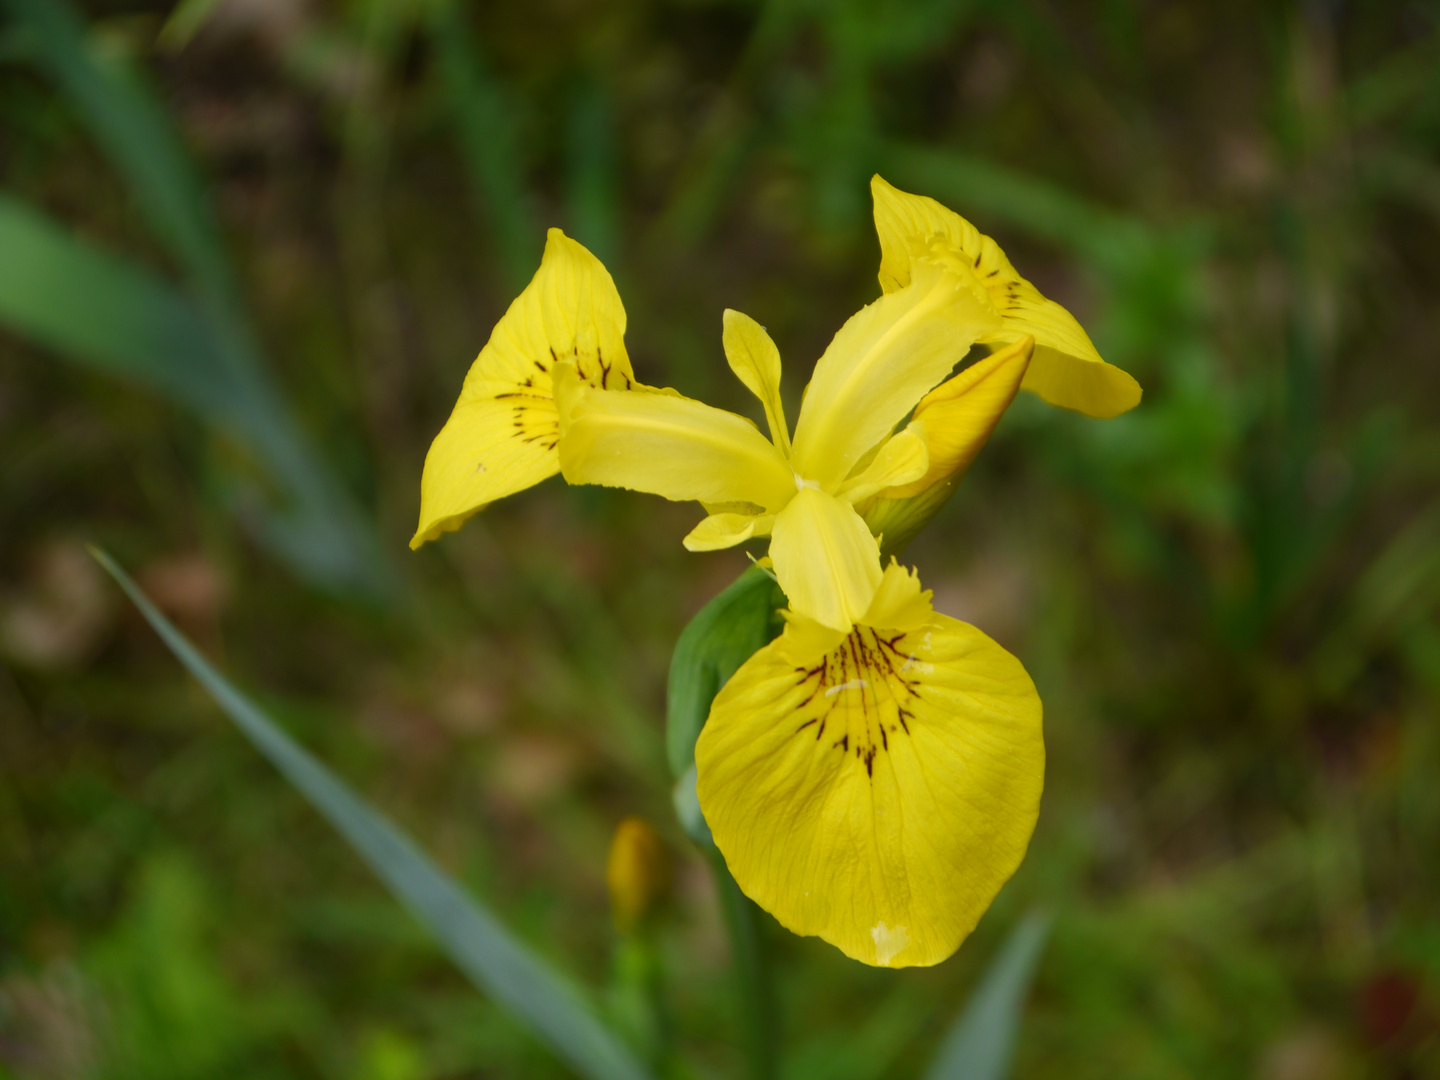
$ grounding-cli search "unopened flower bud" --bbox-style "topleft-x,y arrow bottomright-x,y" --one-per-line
606,816 -> 669,932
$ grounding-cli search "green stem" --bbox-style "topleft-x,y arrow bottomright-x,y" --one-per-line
710,850 -> 777,1080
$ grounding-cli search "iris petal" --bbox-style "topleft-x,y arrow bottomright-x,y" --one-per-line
412,229 -> 632,548
558,380 -> 796,510
870,174 -> 1141,419
696,564 -> 1044,968
769,488 -> 883,632
683,512 -> 774,552
722,309 -> 791,456
790,262 -> 999,490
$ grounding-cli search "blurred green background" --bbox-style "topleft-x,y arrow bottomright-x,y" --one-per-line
2,0 -> 1439,1077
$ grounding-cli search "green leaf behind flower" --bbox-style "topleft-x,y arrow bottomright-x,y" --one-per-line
92,548 -> 654,1080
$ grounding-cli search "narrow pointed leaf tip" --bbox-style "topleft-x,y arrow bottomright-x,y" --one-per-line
696,562 -> 1044,968
923,911 -> 1051,1080
89,548 -> 653,1080
870,174 -> 1141,419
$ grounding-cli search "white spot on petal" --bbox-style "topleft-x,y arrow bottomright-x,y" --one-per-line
871,921 -> 909,966
825,679 -> 869,696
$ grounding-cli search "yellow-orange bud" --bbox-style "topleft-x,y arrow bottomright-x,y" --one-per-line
606,816 -> 670,932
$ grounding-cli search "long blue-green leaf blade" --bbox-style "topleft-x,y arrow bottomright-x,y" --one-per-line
922,912 -> 1051,1080
92,548 -> 652,1080
0,196 -> 251,419
429,1 -> 538,292
4,0 -> 234,303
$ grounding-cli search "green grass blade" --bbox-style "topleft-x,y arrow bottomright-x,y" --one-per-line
429,1 -> 538,293
879,143 -> 1150,269
0,198 -> 395,599
4,0 -> 235,303
922,912 -> 1051,1080
91,548 -> 652,1080
0,195 -> 252,420
565,76 -> 620,266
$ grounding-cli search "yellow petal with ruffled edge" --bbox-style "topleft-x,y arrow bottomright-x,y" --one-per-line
557,373 -> 795,510
768,487 -> 883,632
722,309 -> 791,456
789,261 -> 1000,491
412,229 -> 635,548
696,562 -> 1044,968
870,175 -> 1141,419
862,336 -> 1032,555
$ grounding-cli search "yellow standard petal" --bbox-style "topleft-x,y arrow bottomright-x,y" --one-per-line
768,487 -> 883,632
862,336 -> 1033,555
557,373 -> 796,511
870,174 -> 1141,420
722,309 -> 791,456
412,229 -> 634,548
696,562 -> 1044,968
790,260 -> 1000,491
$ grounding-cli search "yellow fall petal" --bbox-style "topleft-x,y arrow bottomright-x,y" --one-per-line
870,175 -> 1140,419
557,379 -> 796,510
769,488 -> 883,632
790,260 -> 1000,490
696,564 -> 1044,968
722,309 -> 791,456
412,229 -> 633,548
683,512 -> 774,552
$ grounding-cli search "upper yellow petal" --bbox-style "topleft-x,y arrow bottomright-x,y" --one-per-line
696,582 -> 1044,968
768,487 -> 883,632
557,378 -> 796,510
412,229 -> 633,548
722,309 -> 791,456
870,174 -> 1141,419
790,260 -> 1000,490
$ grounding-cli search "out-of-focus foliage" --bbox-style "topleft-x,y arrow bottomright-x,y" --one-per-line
1,0 -> 1438,1078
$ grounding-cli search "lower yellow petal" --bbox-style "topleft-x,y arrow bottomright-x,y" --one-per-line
836,425 -> 929,506
768,488 -> 882,632
412,395 -> 559,548
696,605 -> 1043,968
683,512 -> 773,552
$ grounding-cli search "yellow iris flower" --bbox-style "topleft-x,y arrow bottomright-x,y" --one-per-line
411,177 -> 1140,969
696,560 -> 1043,967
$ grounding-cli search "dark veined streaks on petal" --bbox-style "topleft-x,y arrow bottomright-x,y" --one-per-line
787,628 -> 926,782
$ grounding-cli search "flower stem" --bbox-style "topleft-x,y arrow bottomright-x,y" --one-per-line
710,849 -> 778,1080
